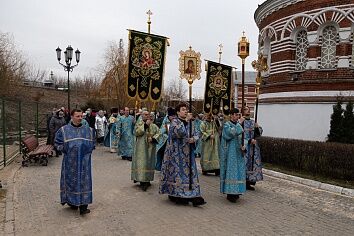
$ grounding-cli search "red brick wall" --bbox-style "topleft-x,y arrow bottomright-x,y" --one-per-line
236,85 -> 257,112
258,0 -> 354,29
336,43 -> 352,57
271,50 -> 295,63
267,68 -> 354,83
261,81 -> 354,94
308,46 -> 321,58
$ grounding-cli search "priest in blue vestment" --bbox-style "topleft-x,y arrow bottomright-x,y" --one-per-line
104,108 -> 119,153
159,103 -> 206,206
55,109 -> 96,215
243,106 -> 263,190
117,107 -> 135,161
219,108 -> 246,203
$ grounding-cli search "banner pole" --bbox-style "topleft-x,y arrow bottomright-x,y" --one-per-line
146,10 -> 152,34
188,77 -> 193,190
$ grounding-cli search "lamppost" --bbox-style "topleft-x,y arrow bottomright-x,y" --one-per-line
56,45 -> 81,112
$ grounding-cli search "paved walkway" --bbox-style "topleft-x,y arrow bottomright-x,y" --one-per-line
2,146 -> 354,235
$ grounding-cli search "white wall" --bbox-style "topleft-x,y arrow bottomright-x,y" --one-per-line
257,103 -> 334,141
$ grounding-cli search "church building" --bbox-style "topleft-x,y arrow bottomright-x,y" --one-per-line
255,0 -> 354,141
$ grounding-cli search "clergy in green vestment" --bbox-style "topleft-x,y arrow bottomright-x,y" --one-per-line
200,113 -> 220,176
131,110 -> 160,191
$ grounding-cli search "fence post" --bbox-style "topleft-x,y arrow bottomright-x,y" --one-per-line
19,100 -> 22,154
2,99 -> 6,166
36,102 -> 39,140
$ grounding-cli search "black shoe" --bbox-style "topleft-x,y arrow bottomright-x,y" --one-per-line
80,209 -> 91,215
176,198 -> 189,206
202,171 -> 208,175
192,197 -> 206,207
68,203 -> 78,210
246,185 -> 255,191
168,195 -> 177,202
227,194 -> 239,203
141,183 -> 149,191
214,169 -> 220,176
127,157 -> 132,161
122,156 -> 127,160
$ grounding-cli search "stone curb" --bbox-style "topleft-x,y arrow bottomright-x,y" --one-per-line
2,158 -> 22,236
263,168 -> 354,198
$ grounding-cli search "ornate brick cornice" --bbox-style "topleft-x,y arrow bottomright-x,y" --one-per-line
254,0 -> 305,26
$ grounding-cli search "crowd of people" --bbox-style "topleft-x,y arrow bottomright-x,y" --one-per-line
48,103 -> 263,215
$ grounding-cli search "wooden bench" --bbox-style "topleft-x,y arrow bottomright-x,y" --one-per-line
21,135 -> 53,166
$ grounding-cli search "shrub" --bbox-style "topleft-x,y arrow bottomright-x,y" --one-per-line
258,136 -> 354,181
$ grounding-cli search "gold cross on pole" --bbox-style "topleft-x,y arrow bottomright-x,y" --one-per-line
146,10 -> 153,33
218,44 -> 223,63
252,54 -> 268,88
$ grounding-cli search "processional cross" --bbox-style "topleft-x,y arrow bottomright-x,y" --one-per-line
146,10 -> 153,33
218,44 -> 223,63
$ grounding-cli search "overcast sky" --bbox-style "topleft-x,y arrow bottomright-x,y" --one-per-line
0,0 -> 264,96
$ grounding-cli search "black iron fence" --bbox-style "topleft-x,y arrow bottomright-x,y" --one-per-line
0,97 -> 51,168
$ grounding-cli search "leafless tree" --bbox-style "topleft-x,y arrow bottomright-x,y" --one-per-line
98,39 -> 133,109
164,77 -> 187,101
0,32 -> 27,97
27,65 -> 47,84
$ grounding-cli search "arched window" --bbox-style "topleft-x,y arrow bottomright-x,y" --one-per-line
263,37 -> 271,75
321,26 -> 337,69
295,30 -> 308,71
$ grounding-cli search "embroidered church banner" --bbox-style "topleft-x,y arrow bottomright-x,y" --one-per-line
203,61 -> 233,115
127,30 -> 167,101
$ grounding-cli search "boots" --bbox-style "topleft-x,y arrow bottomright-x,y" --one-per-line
168,196 -> 188,205
214,169 -> 220,176
176,198 -> 189,205
79,205 -> 90,215
168,195 -> 177,203
246,181 -> 255,191
140,182 -> 150,191
191,197 -> 207,207
226,194 -> 239,203
68,203 -> 78,210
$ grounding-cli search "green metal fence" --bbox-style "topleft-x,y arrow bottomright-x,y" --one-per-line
0,97 -> 51,168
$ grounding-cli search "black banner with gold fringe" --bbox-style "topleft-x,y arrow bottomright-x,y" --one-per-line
127,30 -> 167,101
203,61 -> 233,115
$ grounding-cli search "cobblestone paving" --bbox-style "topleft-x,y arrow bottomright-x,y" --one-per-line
6,146 -> 354,236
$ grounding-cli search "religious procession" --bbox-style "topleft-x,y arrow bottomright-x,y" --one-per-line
55,103 -> 263,214
3,1 -> 354,235
53,13 -> 267,215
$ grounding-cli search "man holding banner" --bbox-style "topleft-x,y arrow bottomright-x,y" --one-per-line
243,106 -> 263,190
131,110 -> 160,191
159,103 -> 206,207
